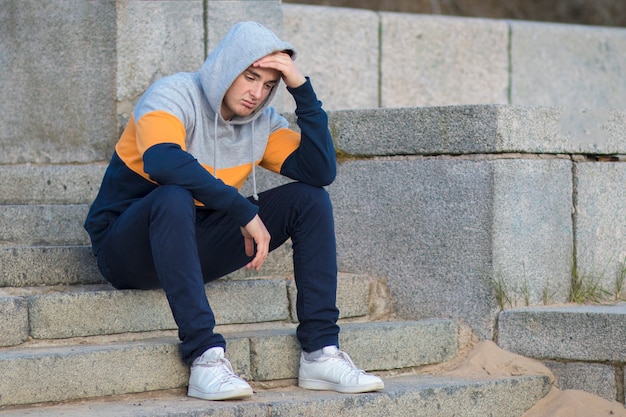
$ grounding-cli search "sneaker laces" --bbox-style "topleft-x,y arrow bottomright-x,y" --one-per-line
196,356 -> 246,387
325,349 -> 369,382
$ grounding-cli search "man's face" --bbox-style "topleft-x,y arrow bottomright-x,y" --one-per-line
221,66 -> 281,120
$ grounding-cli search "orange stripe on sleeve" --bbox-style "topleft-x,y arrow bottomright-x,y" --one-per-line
261,128 -> 300,173
135,111 -> 187,154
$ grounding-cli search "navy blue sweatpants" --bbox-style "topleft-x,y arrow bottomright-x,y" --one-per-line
96,182 -> 340,364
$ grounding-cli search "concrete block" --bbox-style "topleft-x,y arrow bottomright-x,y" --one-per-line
0,246 -> 103,287
0,297 -> 28,347
329,156 -> 575,338
575,162 -> 626,295
28,279 -> 290,339
207,0 -> 283,52
330,158 -> 497,339
510,21 -> 626,108
248,320 -> 457,380
0,337 -> 187,407
338,320 -> 458,371
281,5 -> 379,112
0,0 -> 117,163
329,106 -> 626,157
491,159 -> 573,305
498,304 -> 626,362
380,14 -> 509,107
116,0 -> 204,129
0,205 -> 90,246
0,164 -> 106,205
0,374 -> 551,417
287,273 -> 371,322
544,360 -> 617,402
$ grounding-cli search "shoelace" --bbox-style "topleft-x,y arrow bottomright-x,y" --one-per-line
327,350 -> 368,381
200,358 -> 245,386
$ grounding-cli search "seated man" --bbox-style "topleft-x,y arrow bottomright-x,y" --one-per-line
84,20 -> 384,401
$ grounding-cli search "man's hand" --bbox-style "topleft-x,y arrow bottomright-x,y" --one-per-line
253,52 -> 306,89
240,214 -> 271,271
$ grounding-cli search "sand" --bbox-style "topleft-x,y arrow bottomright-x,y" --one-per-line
428,340 -> 626,417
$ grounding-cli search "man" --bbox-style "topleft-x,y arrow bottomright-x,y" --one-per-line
84,21 -> 383,401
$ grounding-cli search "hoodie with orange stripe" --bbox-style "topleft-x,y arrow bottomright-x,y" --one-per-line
84,21 -> 336,255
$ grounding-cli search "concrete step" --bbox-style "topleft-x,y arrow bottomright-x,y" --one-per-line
0,373 -> 551,417
0,273 -> 386,347
0,319 -> 459,407
497,303 -> 626,402
0,240 -> 294,287
0,163 -> 105,205
0,204 -> 90,246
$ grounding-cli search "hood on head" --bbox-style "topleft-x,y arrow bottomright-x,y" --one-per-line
199,21 -> 297,123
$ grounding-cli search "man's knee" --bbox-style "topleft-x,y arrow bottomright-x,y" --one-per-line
149,185 -> 195,217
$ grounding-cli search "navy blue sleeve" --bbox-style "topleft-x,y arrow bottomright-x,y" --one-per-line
143,143 -> 258,226
279,78 -> 336,187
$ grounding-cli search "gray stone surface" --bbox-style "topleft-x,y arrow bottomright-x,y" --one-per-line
329,106 -> 626,157
0,0 -> 117,163
0,246 -> 103,287
0,374 -> 551,417
0,297 -> 28,347
0,320 -> 458,407
491,159 -> 573,305
498,304 -> 626,361
510,21 -> 626,108
287,273 -> 371,321
116,0 -> 204,131
328,155 -> 575,337
330,159 -> 497,339
28,279 -> 290,339
575,162 -> 626,296
207,0 -> 283,52
380,13 -> 509,107
281,5 -> 379,112
247,320 -> 457,380
0,164 -> 105,205
544,360 -> 617,402
0,205 -> 90,246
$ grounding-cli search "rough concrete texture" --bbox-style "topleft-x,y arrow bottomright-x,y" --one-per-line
0,164 -> 105,205
510,20 -> 626,108
491,159 -> 573,305
281,5 -> 379,112
0,205 -> 90,246
27,279 -> 290,339
498,304 -> 626,362
207,0 -> 283,52
329,157 -> 575,339
575,162 -> 626,295
0,297 -> 28,347
544,360 -> 617,402
0,0 -> 116,164
0,321 -> 452,407
0,246 -> 103,287
380,13 -> 509,107
329,106 -> 626,156
0,374 -> 551,417
287,273 -> 371,321
0,337 -> 187,407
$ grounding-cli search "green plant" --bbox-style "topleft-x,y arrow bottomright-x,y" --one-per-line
491,274 -> 512,310
570,266 -> 611,304
615,258 -> 626,301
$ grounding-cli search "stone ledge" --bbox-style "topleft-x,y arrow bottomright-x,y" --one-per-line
329,106 -> 626,156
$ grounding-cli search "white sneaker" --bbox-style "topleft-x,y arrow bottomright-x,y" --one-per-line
187,347 -> 253,401
298,346 -> 385,394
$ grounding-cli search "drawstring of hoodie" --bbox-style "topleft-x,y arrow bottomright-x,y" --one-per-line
213,112 -> 259,201
251,120 -> 259,200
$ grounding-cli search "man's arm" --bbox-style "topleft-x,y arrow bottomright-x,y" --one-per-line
254,53 -> 336,187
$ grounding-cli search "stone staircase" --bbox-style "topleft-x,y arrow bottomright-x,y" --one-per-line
0,163 -> 551,416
